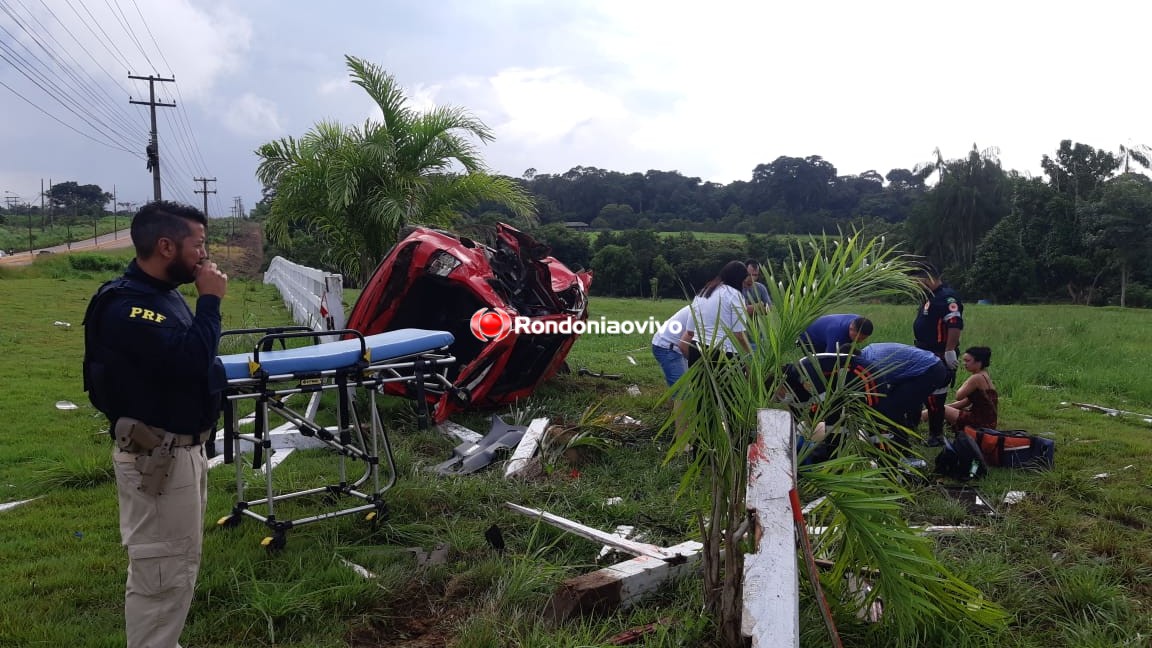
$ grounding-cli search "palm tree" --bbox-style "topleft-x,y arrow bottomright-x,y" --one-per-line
255,55 -> 534,285
667,233 -> 1006,646
1118,142 -> 1152,175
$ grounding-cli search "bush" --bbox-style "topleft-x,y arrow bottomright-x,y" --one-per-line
69,254 -> 127,272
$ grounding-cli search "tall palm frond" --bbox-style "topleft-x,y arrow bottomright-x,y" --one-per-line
254,55 -> 536,284
1118,143 -> 1152,175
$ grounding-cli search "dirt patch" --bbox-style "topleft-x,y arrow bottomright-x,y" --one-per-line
346,581 -> 466,648
215,222 -> 265,281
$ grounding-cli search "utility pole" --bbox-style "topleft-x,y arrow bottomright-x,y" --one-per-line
5,192 -> 29,255
112,185 -> 117,239
118,200 -> 136,243
129,74 -> 176,201
195,177 -> 216,256
193,177 -> 216,218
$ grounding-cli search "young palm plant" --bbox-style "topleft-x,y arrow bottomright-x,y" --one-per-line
255,55 -> 534,285
665,233 -> 1007,646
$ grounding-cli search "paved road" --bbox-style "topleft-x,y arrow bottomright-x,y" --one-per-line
0,229 -> 133,266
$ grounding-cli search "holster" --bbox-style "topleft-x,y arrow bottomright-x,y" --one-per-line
114,418 -> 177,496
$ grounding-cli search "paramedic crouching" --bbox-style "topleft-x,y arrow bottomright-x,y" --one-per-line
82,201 -> 228,648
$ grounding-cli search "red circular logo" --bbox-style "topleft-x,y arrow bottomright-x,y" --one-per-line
470,308 -> 512,342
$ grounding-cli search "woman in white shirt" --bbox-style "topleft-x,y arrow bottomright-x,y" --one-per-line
678,260 -> 751,364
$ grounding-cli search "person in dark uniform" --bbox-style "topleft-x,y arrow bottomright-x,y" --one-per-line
856,342 -> 950,450
910,262 -> 963,446
83,201 -> 228,648
778,351 -> 883,463
797,314 -> 873,353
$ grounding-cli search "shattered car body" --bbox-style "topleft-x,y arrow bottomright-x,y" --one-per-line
345,223 -> 593,423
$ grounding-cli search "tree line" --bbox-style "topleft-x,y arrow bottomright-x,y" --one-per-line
502,141 -> 1152,307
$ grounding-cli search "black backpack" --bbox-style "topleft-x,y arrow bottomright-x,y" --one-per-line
82,277 -> 149,421
934,433 -> 988,481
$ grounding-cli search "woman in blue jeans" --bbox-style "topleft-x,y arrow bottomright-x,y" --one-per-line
651,304 -> 691,386
652,304 -> 692,440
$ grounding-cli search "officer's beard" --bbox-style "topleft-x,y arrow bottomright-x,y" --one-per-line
166,251 -> 197,285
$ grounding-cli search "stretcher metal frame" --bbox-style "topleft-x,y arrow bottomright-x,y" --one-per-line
215,326 -> 456,550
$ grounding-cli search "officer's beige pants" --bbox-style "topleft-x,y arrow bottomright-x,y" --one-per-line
113,445 -> 207,648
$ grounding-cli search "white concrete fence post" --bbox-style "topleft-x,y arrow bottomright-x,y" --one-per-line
742,408 -> 800,646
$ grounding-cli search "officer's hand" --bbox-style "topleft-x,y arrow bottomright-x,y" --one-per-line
944,349 -> 958,370
194,260 -> 228,299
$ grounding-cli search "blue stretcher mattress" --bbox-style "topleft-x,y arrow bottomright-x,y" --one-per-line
219,329 -> 454,380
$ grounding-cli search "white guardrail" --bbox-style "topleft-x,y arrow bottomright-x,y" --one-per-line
263,256 -> 346,334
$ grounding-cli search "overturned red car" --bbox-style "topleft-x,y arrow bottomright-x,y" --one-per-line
345,223 -> 593,423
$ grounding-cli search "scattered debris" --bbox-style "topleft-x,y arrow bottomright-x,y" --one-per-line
433,416 -> 526,476
626,385 -> 641,397
484,524 -> 506,554
846,573 -> 883,623
504,418 -> 549,479
1123,464 -> 1135,471
0,498 -> 39,513
578,367 -> 622,380
607,617 -> 675,645
1093,473 -> 1109,480
53,321 -> 71,328
1065,401 -> 1152,424
547,539 -> 703,623
340,558 -> 377,579
626,355 -> 637,366
597,525 -> 639,562
54,401 -> 78,410
612,414 -> 642,427
406,543 -> 450,566
436,420 -> 483,445
1002,491 -> 1027,505
937,485 -> 999,517
604,497 -> 624,506
506,502 -> 691,561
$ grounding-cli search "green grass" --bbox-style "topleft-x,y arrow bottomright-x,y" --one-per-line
2,255 -> 1152,646
0,215 -> 130,253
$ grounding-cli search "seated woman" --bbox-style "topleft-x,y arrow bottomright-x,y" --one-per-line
932,346 -> 998,430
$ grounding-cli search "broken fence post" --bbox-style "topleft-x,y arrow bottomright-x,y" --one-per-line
437,420 -> 483,445
503,502 -> 703,621
742,408 -> 799,647
504,418 -> 549,478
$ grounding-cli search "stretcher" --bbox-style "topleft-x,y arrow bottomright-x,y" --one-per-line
214,326 -> 455,550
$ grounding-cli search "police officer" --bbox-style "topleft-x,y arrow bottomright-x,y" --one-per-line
911,262 -> 963,447
83,201 -> 227,648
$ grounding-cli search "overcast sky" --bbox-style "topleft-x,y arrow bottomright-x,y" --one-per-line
1,0 -> 1149,218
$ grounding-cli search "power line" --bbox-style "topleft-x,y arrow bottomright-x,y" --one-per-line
0,0 -> 142,138
104,0 -> 155,72
62,0 -> 135,72
0,53 -> 139,155
25,0 -> 149,129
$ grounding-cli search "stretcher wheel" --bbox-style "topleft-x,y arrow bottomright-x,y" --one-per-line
261,532 -> 287,552
365,502 -> 389,528
217,514 -> 242,529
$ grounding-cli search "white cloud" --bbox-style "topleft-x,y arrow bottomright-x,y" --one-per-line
487,67 -> 630,144
221,93 -> 283,137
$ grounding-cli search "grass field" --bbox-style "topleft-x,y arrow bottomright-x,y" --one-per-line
2,251 -> 1151,647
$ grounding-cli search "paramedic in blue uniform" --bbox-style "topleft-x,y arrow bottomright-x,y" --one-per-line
83,201 -> 227,648
856,342 -> 950,451
911,262 -> 963,447
798,314 -> 873,353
